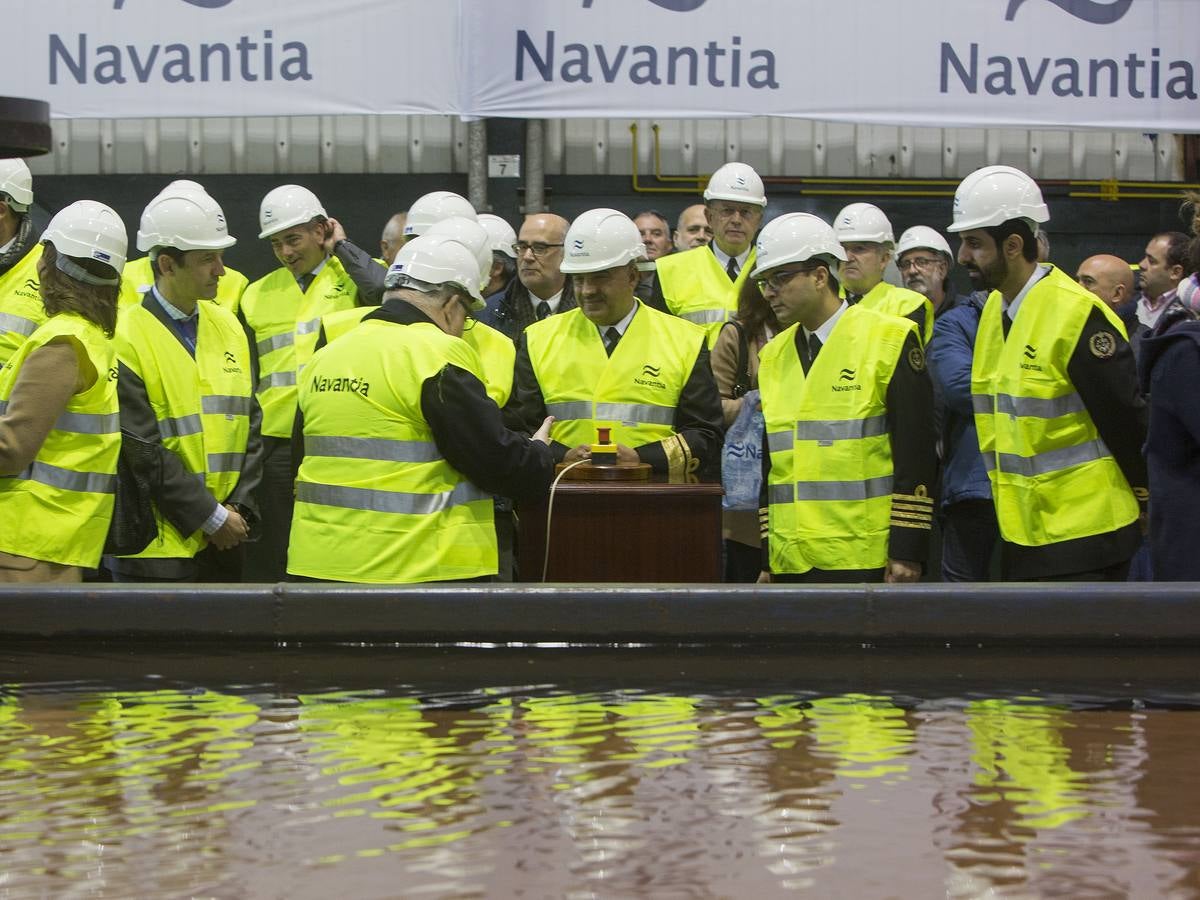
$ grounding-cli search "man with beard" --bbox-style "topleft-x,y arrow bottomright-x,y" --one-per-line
951,165 -> 1146,581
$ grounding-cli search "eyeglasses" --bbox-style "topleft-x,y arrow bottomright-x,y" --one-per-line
898,256 -> 943,271
708,204 -> 760,221
754,268 -> 811,293
512,241 -> 564,257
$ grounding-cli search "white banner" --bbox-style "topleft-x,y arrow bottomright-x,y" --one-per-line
462,0 -> 1200,131
2,0 -> 459,119
3,0 -> 1198,133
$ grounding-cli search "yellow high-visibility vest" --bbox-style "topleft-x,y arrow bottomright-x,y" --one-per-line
0,245 -> 45,368
971,266 -> 1137,546
0,313 -> 119,567
525,303 -> 704,450
656,245 -> 756,347
240,259 -> 358,437
759,305 -> 915,574
854,280 -> 934,345
115,300 -> 254,559
288,317 -> 495,584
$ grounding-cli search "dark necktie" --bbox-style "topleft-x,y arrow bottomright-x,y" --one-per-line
1002,310 -> 1013,339
845,292 -> 861,305
536,300 -> 551,321
298,273 -> 314,293
725,256 -> 739,282
801,332 -> 821,374
603,326 -> 621,356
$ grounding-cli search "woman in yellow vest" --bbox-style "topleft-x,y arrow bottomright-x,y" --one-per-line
0,201 -> 125,583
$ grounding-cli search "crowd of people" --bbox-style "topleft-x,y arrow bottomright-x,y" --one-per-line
1,156 -> 1198,585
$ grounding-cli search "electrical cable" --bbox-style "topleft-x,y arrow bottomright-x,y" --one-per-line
542,459 -> 589,582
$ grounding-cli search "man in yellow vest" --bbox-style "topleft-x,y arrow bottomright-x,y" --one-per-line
109,188 -> 264,582
287,235 -> 554,583
508,208 -> 723,481
950,165 -> 1147,580
834,203 -> 934,344
0,158 -> 44,368
118,180 -> 250,314
754,213 -> 935,583
653,162 -> 766,345
239,184 -> 362,581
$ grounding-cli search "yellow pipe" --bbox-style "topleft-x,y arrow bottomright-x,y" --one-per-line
650,124 -> 713,184
630,123 -> 706,194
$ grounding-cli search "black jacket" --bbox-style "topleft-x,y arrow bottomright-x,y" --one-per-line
478,277 -> 576,344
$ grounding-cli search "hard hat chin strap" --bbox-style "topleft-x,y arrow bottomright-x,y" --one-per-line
56,254 -> 119,287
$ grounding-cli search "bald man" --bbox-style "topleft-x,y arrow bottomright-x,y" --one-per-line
673,204 -> 712,252
1077,255 -> 1136,311
379,212 -> 408,266
479,213 -> 575,342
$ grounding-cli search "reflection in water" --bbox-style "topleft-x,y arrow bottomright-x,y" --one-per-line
0,684 -> 1197,897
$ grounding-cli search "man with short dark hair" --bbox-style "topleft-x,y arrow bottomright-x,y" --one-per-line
951,165 -> 1147,581
1138,231 -> 1189,331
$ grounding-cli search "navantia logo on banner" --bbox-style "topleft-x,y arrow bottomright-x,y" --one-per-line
939,0 -> 1196,103
1004,0 -> 1132,24
514,0 -> 778,91
49,0 -> 312,86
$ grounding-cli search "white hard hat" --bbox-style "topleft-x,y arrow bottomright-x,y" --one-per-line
0,158 -> 33,211
703,162 -> 768,208
750,213 -> 846,280
896,225 -> 953,259
153,179 -> 206,199
43,200 -> 128,276
427,216 -> 492,292
386,234 -> 485,309
477,213 -> 518,259
258,184 -> 327,239
559,208 -> 647,275
834,203 -> 895,247
947,165 -> 1049,233
137,190 -> 237,253
404,191 -> 477,237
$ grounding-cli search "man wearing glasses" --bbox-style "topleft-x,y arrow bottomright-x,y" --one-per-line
507,209 -> 723,483
653,162 -> 767,346
479,213 -> 574,343
754,213 -> 935,583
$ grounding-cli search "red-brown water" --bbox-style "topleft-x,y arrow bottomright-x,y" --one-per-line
0,647 -> 1197,898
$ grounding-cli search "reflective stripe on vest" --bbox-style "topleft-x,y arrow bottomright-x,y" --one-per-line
525,304 -> 703,451
208,452 -> 246,473
257,332 -> 294,356
680,309 -> 731,326
296,480 -> 487,516
305,435 -> 443,464
545,400 -> 675,428
0,401 -> 119,436
159,413 -> 203,439
259,370 -> 297,391
0,312 -> 119,568
768,474 -> 894,505
12,460 -> 117,494
202,395 -> 253,416
0,312 -> 38,338
970,266 -> 1137,546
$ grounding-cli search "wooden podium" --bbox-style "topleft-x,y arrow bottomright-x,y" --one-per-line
517,472 -> 724,583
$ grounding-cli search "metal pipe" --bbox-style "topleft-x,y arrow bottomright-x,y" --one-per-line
3,583 -> 1200,647
467,118 -> 488,212
524,118 -> 546,212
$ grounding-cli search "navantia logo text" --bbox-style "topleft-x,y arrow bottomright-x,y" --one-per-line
582,0 -> 708,9
1004,0 -> 1133,24
113,0 -> 233,8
